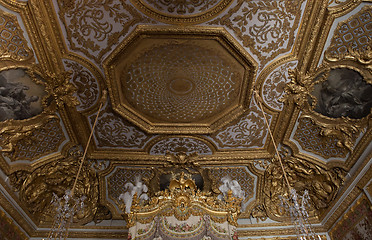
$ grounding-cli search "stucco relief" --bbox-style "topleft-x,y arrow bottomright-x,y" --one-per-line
63,60 -> 99,111
210,98 -> 271,149
209,0 -> 306,67
262,61 -> 298,111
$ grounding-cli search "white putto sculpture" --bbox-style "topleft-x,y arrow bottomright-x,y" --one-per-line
218,176 -> 247,211
119,175 -> 149,213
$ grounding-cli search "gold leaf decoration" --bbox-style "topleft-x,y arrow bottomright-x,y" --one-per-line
0,10 -> 33,62
63,59 -> 99,111
210,0 -> 305,67
11,118 -> 66,161
57,0 -> 150,62
211,99 -> 271,148
0,114 -> 59,153
325,5 -> 372,60
294,117 -> 348,159
304,116 -> 361,152
20,155 -> 99,224
264,151 -> 346,220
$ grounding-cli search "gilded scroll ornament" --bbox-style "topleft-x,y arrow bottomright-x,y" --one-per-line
120,173 -> 242,228
0,114 -> 58,153
282,46 -> 372,152
19,155 -> 99,224
57,0 -> 149,62
9,170 -> 29,192
63,60 -> 99,111
294,118 -> 348,159
129,0 -> 232,24
263,150 -> 345,220
210,0 -> 306,66
303,115 -> 361,152
149,137 -> 213,155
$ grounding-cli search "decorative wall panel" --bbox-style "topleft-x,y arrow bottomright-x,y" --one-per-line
262,61 -> 298,111
149,137 -> 213,155
210,99 -> 270,149
56,0 -> 150,62
330,196 -> 372,240
0,10 -> 33,62
10,118 -> 65,161
326,5 -> 372,57
293,117 -> 348,159
91,103 -> 153,149
209,0 -> 306,67
0,209 -> 27,240
63,59 -> 99,111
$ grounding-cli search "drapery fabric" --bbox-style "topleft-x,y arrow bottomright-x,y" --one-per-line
128,215 -> 238,240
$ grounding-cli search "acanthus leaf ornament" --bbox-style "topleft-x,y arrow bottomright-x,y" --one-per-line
303,115 -> 362,152
263,149 -> 346,219
0,65 -> 79,154
280,67 -> 328,109
28,67 -> 80,109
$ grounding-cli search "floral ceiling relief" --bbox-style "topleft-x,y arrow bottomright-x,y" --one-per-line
325,5 -> 372,57
211,98 -> 271,149
91,103 -> 152,149
0,10 -> 33,62
57,0 -> 149,63
63,60 -> 99,111
149,137 -> 213,155
209,0 -> 306,67
262,61 -> 298,111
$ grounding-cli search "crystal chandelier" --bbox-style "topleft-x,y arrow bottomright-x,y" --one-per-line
254,90 -> 321,240
45,91 -> 107,240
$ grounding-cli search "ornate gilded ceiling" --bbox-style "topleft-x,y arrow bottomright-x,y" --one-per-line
0,0 -> 371,239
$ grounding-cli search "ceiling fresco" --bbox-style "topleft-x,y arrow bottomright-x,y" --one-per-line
0,0 -> 371,239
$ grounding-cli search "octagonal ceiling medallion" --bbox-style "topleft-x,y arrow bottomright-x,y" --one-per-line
104,26 -> 257,134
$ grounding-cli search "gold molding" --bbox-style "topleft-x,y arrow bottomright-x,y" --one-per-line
129,0 -> 234,25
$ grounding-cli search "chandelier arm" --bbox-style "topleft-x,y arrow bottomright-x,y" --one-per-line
70,90 -> 107,197
253,90 -> 292,191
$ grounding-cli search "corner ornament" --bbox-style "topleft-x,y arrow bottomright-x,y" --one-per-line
281,47 -> 372,152
0,65 -> 79,154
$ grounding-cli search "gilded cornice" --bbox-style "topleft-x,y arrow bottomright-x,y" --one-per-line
322,152 -> 372,228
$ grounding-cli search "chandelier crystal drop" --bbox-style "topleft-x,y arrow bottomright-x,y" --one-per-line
254,90 -> 321,240
47,190 -> 86,239
44,91 -> 107,240
280,189 -> 321,240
